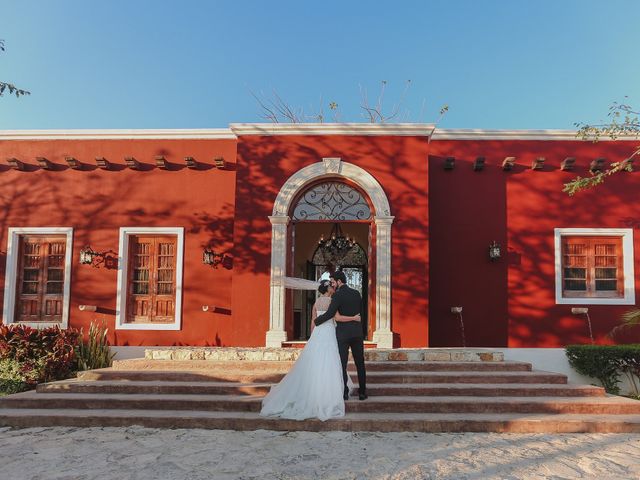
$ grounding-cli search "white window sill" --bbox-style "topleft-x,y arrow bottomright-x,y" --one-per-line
116,323 -> 182,331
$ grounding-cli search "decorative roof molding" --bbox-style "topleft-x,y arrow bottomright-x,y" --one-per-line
0,129 -> 236,140
1,125 -> 637,141
431,128 -> 640,141
230,123 -> 436,136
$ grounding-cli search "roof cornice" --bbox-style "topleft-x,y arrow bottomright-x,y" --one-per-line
229,123 -> 436,136
0,126 -> 636,141
0,129 -> 236,140
431,128 -> 640,141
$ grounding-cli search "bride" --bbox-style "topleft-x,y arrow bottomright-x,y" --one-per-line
260,279 -> 360,421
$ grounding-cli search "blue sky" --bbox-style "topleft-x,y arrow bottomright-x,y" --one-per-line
1,0 -> 639,130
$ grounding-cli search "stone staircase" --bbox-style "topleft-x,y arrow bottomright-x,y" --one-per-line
1,348 -> 640,432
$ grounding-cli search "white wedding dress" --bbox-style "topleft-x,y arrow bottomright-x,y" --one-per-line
260,310 -> 354,421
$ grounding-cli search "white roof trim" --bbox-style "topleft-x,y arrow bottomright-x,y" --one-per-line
0,129 -> 236,140
229,123 -> 436,136
0,125 -> 637,141
431,128 -> 640,141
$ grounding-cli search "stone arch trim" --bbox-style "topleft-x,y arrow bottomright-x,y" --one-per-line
267,158 -> 394,348
272,158 -> 391,217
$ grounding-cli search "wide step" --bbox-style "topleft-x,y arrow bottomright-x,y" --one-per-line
4,392 -> 639,415
78,369 -> 565,384
1,408 -> 640,433
3,356 -> 637,433
37,380 -> 604,397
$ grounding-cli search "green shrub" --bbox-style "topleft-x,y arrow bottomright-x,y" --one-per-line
0,358 -> 39,394
565,344 -> 640,396
76,322 -> 115,371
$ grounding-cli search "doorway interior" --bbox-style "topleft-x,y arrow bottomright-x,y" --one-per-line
291,222 -> 370,340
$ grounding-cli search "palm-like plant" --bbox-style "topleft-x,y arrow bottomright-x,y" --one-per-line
622,309 -> 640,328
610,309 -> 640,339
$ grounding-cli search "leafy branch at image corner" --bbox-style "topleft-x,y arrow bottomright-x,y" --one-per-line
563,100 -> 639,196
0,39 -> 30,98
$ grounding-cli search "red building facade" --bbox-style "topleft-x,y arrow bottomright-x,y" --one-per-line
0,124 -> 638,348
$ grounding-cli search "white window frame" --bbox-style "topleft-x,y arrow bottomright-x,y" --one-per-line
2,227 -> 74,328
116,227 -> 184,330
554,228 -> 635,305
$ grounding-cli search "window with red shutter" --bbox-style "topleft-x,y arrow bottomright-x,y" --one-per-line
126,235 -> 177,324
15,235 -> 67,323
561,236 -> 624,298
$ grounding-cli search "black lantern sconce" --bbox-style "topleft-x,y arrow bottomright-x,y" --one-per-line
79,246 -> 100,265
203,248 -> 225,268
488,241 -> 501,261
79,246 -> 118,269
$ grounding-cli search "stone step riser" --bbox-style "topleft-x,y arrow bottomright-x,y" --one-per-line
36,383 -> 605,397
144,349 -> 505,363
5,397 -> 638,415
1,414 -> 638,433
77,371 -> 566,384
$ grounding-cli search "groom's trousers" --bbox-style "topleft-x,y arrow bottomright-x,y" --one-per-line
336,322 -> 366,395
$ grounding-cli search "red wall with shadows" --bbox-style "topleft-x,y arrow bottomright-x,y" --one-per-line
232,135 -> 430,347
0,138 -> 238,347
2,133 -> 637,348
429,139 -> 640,347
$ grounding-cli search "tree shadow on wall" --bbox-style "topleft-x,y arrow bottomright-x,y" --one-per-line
426,140 -> 640,347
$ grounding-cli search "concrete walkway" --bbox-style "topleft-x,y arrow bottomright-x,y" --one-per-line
1,427 -> 639,479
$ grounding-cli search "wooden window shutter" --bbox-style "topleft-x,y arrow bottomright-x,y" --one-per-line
126,235 -> 177,324
15,235 -> 66,323
561,236 -> 623,298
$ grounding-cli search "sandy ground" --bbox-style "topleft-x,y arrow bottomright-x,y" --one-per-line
0,427 -> 639,480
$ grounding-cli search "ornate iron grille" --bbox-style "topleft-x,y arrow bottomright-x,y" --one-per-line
292,182 -> 371,221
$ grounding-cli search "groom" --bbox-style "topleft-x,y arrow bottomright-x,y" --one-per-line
314,270 -> 367,401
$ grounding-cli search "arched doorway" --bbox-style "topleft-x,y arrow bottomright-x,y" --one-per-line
266,158 -> 394,348
290,181 -> 371,340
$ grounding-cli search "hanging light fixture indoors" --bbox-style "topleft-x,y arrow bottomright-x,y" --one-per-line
317,223 -> 355,260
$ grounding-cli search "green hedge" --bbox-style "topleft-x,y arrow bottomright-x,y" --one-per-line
565,344 -> 640,396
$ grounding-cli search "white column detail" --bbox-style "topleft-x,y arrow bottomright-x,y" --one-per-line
266,215 -> 290,347
372,215 -> 395,348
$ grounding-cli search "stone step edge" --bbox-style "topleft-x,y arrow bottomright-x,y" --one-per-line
37,380 -> 604,391
79,369 -> 565,378
7,392 -> 633,405
35,381 -> 605,397
1,409 -> 639,433
112,359 -> 532,372
6,398 -> 639,415
144,348 -> 504,363
76,370 -> 568,385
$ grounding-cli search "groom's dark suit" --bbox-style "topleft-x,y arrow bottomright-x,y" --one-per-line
315,284 -> 366,397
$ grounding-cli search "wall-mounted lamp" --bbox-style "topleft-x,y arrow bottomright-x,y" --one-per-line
488,241 -> 501,261
79,246 -> 118,269
203,248 -> 225,268
79,246 -> 100,265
